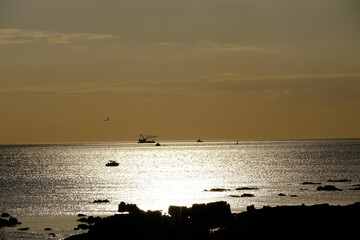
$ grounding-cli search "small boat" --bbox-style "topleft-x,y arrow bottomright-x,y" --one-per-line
106,160 -> 119,167
138,133 -> 158,143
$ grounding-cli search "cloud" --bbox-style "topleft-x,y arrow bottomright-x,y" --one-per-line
0,28 -> 116,45
1,73 -> 359,102
195,73 -> 360,101
196,40 -> 265,52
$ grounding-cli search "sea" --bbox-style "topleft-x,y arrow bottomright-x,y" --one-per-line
0,139 -> 360,239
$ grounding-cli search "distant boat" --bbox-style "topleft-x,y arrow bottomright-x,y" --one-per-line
197,139 -> 204,142
138,134 -> 158,143
105,160 -> 119,167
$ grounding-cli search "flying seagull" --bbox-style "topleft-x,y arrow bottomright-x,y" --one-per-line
104,116 -> 110,121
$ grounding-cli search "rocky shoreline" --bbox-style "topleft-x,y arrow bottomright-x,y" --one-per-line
66,201 -> 360,240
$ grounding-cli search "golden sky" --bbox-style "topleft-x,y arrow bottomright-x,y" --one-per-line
1,0 -> 360,144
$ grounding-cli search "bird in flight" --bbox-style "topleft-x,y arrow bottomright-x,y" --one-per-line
104,116 -> 110,121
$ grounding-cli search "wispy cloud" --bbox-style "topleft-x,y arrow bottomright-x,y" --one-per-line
0,28 -> 116,45
1,73 -> 359,101
196,40 -> 265,52
194,72 -> 360,100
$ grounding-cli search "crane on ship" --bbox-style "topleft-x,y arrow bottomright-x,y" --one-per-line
138,134 -> 158,143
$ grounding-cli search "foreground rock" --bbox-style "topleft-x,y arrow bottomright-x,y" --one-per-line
0,213 -> 21,228
66,201 -> 360,240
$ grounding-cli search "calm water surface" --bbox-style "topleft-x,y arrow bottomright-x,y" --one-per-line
1,139 -> 359,219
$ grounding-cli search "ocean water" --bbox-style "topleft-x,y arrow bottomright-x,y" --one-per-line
1,139 -> 360,238
1,139 -> 359,218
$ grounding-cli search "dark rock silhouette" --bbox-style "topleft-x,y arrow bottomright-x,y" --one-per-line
0,213 -> 21,228
327,179 -> 351,182
1,213 -> 10,218
118,201 -> 142,213
301,181 -> 321,185
235,187 -> 259,190
76,224 -> 91,230
317,185 -> 343,191
204,188 -> 230,192
278,193 -> 286,196
18,227 -> 30,231
240,193 -> 255,197
92,199 -> 110,203
66,201 -> 360,240
77,216 -> 101,224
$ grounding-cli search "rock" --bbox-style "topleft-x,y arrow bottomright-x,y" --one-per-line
236,187 -> 259,190
247,205 -> 256,212
191,201 -> 232,225
0,216 -> 20,228
350,187 -> 360,190
240,193 -> 254,197
204,188 -> 230,192
77,217 -> 87,222
229,195 -> 241,198
302,181 -> 321,185
1,213 -> 10,218
168,205 -> 190,222
92,199 -> 110,203
118,202 -> 142,213
317,185 -> 342,191
8,216 -> 19,225
64,201 -> 360,240
327,179 -> 351,182
290,194 -> 298,197
77,224 -> 90,230
77,216 -> 101,224
0,218 -> 9,228
44,228 -> 52,231
77,213 -> 86,217
49,233 -> 57,237
278,193 -> 286,196
18,227 -> 30,231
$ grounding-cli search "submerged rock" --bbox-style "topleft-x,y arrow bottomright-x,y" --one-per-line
92,199 -> 110,203
204,188 -> 231,192
235,187 -> 259,190
327,179 -> 351,183
317,185 -> 343,191
240,193 -> 255,197
301,181 -> 321,185
18,227 -> 30,231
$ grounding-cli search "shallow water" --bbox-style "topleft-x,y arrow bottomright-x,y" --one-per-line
1,139 -> 359,220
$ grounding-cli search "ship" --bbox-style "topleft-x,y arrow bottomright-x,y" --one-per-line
138,134 -> 158,143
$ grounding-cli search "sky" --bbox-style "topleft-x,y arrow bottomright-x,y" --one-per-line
1,0 -> 360,144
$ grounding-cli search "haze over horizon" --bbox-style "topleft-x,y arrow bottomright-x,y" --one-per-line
1,0 -> 360,144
